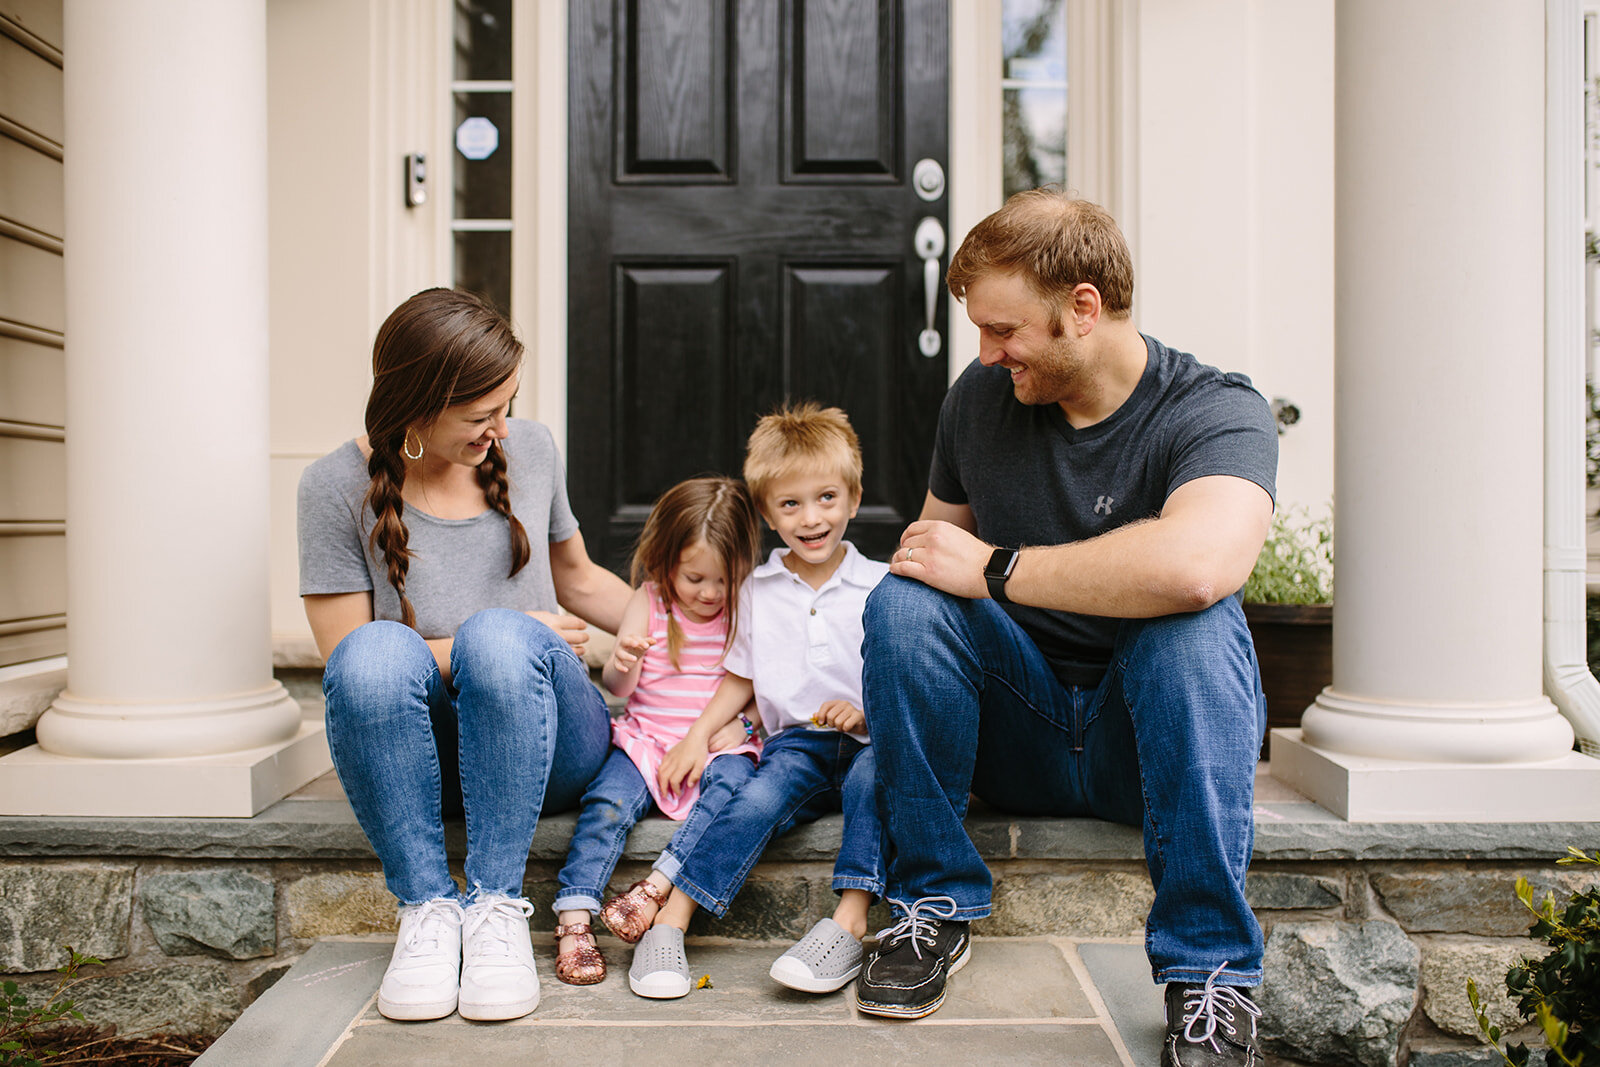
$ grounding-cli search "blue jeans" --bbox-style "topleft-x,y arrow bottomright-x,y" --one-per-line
553,748 -> 760,915
322,609 -> 611,906
656,728 -> 885,917
861,576 -> 1266,987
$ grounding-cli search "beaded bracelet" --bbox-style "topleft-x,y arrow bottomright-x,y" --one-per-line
738,713 -> 757,739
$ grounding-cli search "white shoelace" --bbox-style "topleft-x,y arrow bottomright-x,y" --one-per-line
463,895 -> 535,959
1179,961 -> 1262,1053
400,898 -> 463,954
874,895 -> 960,960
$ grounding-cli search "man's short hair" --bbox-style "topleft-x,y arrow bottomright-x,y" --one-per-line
743,401 -> 864,508
945,188 -> 1134,329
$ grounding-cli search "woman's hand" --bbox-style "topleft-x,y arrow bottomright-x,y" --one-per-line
527,610 -> 590,656
658,732 -> 710,797
609,633 -> 654,674
708,716 -> 749,752
812,699 -> 865,735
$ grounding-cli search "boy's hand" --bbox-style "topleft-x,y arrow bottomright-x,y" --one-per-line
609,633 -> 654,674
708,717 -> 749,752
811,700 -> 865,735
658,735 -> 709,797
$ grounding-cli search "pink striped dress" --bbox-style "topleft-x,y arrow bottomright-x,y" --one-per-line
610,583 -> 761,819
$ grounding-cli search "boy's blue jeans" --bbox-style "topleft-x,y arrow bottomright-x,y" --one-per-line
655,728 -> 885,917
552,747 -> 756,915
321,610 -> 611,906
861,576 -> 1266,988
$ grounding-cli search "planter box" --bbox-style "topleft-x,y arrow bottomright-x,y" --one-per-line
1244,602 -> 1332,750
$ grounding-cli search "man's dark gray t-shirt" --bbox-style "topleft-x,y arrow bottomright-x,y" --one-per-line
928,334 -> 1278,687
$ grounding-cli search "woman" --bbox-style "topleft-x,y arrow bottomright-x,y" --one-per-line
296,288 -> 629,1021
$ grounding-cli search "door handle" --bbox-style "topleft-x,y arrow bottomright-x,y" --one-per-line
915,216 -> 945,358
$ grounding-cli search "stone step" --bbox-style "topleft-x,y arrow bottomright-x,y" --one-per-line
0,683 -> 1593,1063
196,935 -> 1167,1067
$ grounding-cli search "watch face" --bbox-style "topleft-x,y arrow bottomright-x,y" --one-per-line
986,548 -> 1017,579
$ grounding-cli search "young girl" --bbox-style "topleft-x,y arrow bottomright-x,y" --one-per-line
551,476 -> 762,985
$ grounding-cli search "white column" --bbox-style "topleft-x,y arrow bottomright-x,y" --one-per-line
1271,0 -> 1600,820
0,0 -> 329,817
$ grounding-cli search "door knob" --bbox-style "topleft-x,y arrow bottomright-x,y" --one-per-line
915,216 -> 946,358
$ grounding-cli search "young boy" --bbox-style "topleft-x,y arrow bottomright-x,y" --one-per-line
597,402 -> 890,999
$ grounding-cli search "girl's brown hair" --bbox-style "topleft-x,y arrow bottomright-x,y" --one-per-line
362,288 -> 529,628
630,476 -> 760,668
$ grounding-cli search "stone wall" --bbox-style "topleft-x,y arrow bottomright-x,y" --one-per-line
0,850 -> 1573,1063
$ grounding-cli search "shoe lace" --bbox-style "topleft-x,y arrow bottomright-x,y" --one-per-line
874,895 -> 959,961
1179,962 -> 1261,1053
463,895 -> 535,959
400,898 -> 463,954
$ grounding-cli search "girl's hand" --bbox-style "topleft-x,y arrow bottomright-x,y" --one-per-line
811,700 -> 865,735
527,611 -> 590,656
658,735 -> 709,797
609,633 -> 654,674
708,717 -> 749,752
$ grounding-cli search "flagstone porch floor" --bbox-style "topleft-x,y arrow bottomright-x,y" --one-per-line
196,935 -> 1164,1066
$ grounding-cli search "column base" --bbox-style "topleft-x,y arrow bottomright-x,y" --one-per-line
1270,727 -> 1600,821
0,719 -> 331,818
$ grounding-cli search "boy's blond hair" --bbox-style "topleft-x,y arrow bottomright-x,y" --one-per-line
743,401 -> 863,509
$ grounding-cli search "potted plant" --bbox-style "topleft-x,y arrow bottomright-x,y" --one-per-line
1242,506 -> 1333,750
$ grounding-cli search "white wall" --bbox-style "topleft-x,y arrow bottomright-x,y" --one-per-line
266,0 -> 446,661
1136,0 -> 1335,515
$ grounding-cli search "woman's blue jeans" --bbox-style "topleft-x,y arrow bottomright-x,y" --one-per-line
655,729 -> 885,918
861,576 -> 1266,987
322,609 -> 611,906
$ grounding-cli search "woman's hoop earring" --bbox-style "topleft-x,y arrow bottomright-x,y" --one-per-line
403,429 -> 424,461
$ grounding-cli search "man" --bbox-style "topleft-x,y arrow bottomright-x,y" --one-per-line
854,189 -> 1276,1067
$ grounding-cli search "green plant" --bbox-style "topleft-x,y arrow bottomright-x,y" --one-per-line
1469,846 -> 1600,1067
1241,506 -> 1333,605
0,948 -> 102,1067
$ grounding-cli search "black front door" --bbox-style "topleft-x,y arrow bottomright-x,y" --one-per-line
568,0 -> 951,570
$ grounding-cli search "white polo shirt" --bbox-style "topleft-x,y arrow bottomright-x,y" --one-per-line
724,541 -> 890,743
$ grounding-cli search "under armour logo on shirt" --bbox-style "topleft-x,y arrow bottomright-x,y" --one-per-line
1094,496 -> 1115,515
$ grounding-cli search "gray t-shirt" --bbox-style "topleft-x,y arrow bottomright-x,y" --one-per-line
929,334 -> 1278,686
297,419 -> 579,639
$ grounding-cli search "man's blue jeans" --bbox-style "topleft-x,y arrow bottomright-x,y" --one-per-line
656,728 -> 885,917
322,609 -> 611,906
861,576 -> 1266,987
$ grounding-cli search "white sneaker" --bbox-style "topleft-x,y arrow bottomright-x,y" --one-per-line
458,894 -> 540,1020
770,917 -> 864,993
628,923 -> 693,999
377,897 -> 464,1021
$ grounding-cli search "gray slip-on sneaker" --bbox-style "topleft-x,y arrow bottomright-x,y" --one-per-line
770,917 -> 864,993
628,923 -> 692,999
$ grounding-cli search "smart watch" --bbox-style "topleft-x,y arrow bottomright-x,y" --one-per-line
984,547 -> 1019,603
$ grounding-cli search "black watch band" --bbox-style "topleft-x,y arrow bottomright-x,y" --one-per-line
984,547 -> 1019,604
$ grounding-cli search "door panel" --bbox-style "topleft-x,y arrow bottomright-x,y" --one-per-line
570,0 -> 949,570
788,0 -> 897,178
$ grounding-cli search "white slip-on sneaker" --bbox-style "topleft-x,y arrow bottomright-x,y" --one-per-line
377,897 -> 464,1021
627,923 -> 693,999
770,917 -> 864,993
458,894 -> 540,1020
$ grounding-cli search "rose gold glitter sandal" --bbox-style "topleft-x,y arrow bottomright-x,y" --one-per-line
554,921 -> 606,986
599,879 -> 670,944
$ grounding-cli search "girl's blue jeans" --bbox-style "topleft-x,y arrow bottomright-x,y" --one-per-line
861,576 -> 1267,987
654,728 -> 885,918
321,609 -> 611,906
552,748 -> 758,915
